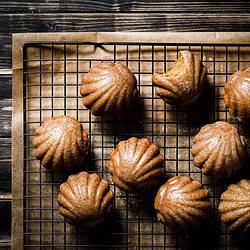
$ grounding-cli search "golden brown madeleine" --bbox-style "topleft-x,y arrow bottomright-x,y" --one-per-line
152,50 -> 207,106
80,62 -> 138,118
108,137 -> 164,192
57,172 -> 114,228
191,121 -> 248,179
224,68 -> 250,122
218,179 -> 250,236
154,176 -> 211,232
32,116 -> 88,171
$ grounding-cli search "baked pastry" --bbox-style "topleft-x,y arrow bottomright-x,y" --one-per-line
218,179 -> 250,235
108,137 -> 164,192
32,116 -> 88,171
57,172 -> 114,228
152,50 -> 207,106
224,68 -> 250,122
154,176 -> 211,232
191,121 -> 248,179
80,62 -> 138,118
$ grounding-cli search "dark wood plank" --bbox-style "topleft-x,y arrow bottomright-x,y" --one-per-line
0,161 -> 11,195
0,76 -> 11,243
0,76 -> 12,197
0,36 -> 11,70
0,13 -> 250,69
0,75 -> 12,138
1,13 -> 249,33
0,1 -> 249,13
0,200 -> 11,248
0,75 -> 11,99
0,138 -> 11,161
0,200 -> 11,227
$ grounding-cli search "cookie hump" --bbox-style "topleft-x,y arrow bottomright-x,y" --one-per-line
80,62 -> 138,118
32,116 -> 88,171
152,50 -> 207,106
57,172 -> 114,228
108,137 -> 164,192
219,179 -> 250,236
224,68 -> 250,122
154,176 -> 211,232
191,121 -> 248,179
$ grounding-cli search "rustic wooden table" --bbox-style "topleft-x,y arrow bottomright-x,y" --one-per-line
0,1 -> 250,248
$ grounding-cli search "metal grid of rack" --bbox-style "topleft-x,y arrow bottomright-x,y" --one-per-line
22,41 -> 249,249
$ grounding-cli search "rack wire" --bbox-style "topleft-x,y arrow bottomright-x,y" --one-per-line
23,41 -> 250,249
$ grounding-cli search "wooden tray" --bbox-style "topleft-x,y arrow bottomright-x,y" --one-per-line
12,32 -> 250,249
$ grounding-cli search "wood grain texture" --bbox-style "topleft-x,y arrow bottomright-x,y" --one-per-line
0,75 -> 11,99
0,98 -> 12,138
0,75 -> 12,140
0,1 -> 249,13
0,13 -> 250,69
0,36 -> 11,70
0,75 -> 12,139
0,138 -> 11,161
0,86 -> 11,194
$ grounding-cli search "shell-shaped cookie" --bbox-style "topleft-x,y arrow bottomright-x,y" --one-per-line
191,121 -> 248,179
32,116 -> 88,171
57,172 -> 114,228
108,137 -> 164,192
80,62 -> 138,118
218,179 -> 250,235
224,68 -> 250,122
154,176 -> 211,232
152,50 -> 208,106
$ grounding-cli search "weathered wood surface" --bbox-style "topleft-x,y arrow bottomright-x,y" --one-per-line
0,1 -> 250,248
0,1 -> 249,13
0,14 -> 250,69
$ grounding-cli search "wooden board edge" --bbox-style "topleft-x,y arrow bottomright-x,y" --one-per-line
11,32 -> 250,44
11,34 -> 24,250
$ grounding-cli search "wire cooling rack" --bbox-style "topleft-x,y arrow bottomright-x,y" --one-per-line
13,33 -> 250,249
